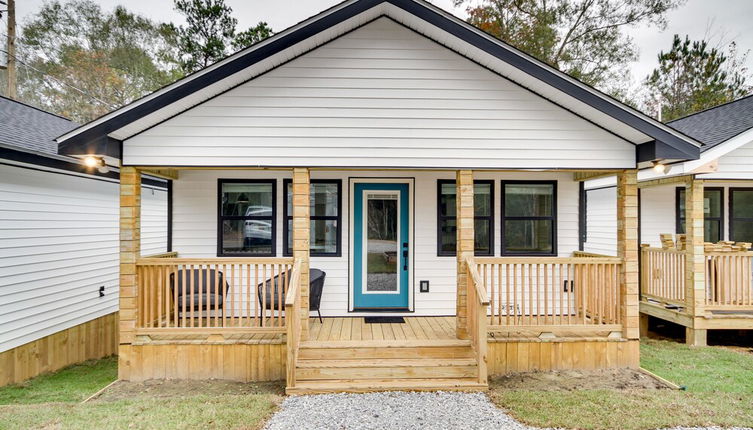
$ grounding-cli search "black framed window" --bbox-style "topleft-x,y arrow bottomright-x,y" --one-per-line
283,179 -> 342,257
676,187 -> 723,243
730,188 -> 753,242
501,181 -> 557,256
217,179 -> 276,256
437,180 -> 494,256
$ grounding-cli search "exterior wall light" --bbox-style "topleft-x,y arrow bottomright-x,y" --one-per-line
652,161 -> 670,174
83,156 -> 110,174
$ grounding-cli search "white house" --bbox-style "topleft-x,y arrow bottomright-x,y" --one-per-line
0,96 -> 169,386
583,95 -> 753,346
55,0 -> 700,392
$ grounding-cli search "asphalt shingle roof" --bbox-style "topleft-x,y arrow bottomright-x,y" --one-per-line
667,94 -> 753,152
0,96 -> 77,155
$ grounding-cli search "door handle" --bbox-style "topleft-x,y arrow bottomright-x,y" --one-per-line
402,243 -> 409,271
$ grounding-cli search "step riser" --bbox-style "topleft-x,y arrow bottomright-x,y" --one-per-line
286,385 -> 487,395
299,347 -> 474,360
286,378 -> 487,395
297,366 -> 478,381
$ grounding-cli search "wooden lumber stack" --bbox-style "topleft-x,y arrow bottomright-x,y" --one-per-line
660,234 -> 675,250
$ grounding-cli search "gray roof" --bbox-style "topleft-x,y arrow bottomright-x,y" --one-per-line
667,94 -> 753,152
0,96 -> 78,155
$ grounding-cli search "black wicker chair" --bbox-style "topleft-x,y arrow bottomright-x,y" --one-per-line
170,268 -> 230,321
258,268 -> 326,323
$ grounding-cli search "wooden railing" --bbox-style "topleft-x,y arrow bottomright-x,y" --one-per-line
135,257 -> 294,331
142,251 -> 178,259
465,256 -> 489,384
640,247 -> 686,306
474,257 -> 622,328
285,259 -> 303,389
706,252 -> 753,309
572,251 -> 614,258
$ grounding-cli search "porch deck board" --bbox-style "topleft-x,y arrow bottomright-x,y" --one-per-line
309,317 -> 457,342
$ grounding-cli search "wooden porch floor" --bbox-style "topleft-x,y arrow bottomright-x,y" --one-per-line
309,317 -> 457,342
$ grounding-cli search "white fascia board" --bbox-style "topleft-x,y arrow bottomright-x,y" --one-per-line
385,1 -> 700,148
585,128 -> 753,189
56,0 -> 368,143
59,0 -> 700,150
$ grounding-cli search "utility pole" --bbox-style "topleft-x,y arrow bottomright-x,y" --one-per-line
6,0 -> 15,100
0,0 -> 15,99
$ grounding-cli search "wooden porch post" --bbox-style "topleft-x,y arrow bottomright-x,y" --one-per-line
456,170 -> 474,339
119,166 -> 141,379
685,177 -> 707,346
292,168 -> 310,340
616,170 -> 639,347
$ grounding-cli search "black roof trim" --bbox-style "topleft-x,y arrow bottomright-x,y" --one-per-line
58,0 -> 699,161
0,145 -> 167,188
390,0 -> 698,159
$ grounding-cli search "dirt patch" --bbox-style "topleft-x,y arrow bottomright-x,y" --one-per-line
491,368 -> 669,392
94,379 -> 284,402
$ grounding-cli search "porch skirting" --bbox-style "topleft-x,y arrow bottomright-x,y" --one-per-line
488,338 -> 639,373
116,324 -> 638,383
118,342 -> 286,382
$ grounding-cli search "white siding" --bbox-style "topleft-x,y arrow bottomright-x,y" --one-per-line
639,185 -> 676,247
583,187 -> 617,256
0,164 -> 167,353
124,18 -> 634,169
172,169 -> 580,317
141,186 -> 168,256
699,139 -> 753,180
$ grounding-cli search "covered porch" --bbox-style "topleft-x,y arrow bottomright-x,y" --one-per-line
638,175 -> 753,346
119,166 -> 640,392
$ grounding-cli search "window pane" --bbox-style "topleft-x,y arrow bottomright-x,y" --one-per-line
504,219 -> 553,253
705,190 -> 722,218
286,218 -> 293,251
704,220 -> 720,243
222,183 -> 273,217
439,183 -> 456,217
286,182 -> 292,215
679,188 -> 723,232
222,219 -> 272,255
439,218 -> 457,253
474,219 -> 491,254
732,220 -> 753,242
474,183 -> 492,217
505,183 -> 553,217
311,183 -> 338,217
366,194 -> 398,292
311,219 -> 338,254
733,190 -> 753,218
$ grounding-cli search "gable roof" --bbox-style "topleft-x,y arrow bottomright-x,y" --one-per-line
0,96 -> 77,155
667,94 -> 753,152
56,0 -> 701,162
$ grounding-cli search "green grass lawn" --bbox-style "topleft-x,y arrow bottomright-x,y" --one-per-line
0,357 -> 281,430
491,338 -> 753,430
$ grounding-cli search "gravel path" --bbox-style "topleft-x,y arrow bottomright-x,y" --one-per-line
264,391 -> 532,430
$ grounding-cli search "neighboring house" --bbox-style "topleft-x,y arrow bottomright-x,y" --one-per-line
583,95 -> 753,346
0,96 -> 170,386
56,0 -> 700,393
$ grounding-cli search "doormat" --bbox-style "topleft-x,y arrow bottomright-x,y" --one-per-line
364,316 -> 405,324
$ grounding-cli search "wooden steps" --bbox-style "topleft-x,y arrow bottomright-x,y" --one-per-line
287,340 -> 487,394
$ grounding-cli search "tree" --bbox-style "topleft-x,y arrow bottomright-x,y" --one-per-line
453,0 -> 685,90
12,0 -> 181,122
172,0 -> 273,74
643,34 -> 751,121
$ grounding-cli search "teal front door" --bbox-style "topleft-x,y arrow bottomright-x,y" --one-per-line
353,183 -> 410,310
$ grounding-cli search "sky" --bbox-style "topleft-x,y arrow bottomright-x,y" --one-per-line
8,0 -> 753,85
